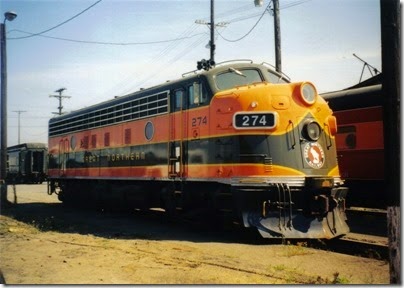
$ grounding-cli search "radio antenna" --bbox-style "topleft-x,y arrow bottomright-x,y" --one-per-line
353,53 -> 381,83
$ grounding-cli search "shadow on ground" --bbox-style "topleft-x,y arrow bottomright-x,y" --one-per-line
1,201 -> 276,245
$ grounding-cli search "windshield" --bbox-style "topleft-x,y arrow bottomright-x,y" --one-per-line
266,69 -> 289,84
215,68 -> 263,90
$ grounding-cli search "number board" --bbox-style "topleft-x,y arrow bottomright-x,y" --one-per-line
233,112 -> 277,129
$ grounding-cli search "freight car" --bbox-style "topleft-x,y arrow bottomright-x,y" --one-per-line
321,84 -> 384,208
7,143 -> 48,184
47,60 -> 349,239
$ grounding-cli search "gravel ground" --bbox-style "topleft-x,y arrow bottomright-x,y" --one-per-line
0,184 -> 389,284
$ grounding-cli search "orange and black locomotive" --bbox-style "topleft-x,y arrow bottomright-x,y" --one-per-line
48,60 -> 349,238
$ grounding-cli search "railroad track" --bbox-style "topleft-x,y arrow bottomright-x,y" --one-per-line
345,207 -> 387,238
211,207 -> 390,260
160,206 -> 390,261
286,232 -> 388,261
298,207 -> 389,260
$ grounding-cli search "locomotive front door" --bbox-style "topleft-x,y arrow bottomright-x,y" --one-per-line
168,88 -> 187,178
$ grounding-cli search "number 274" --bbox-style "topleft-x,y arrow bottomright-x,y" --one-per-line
192,116 -> 208,127
242,115 -> 267,126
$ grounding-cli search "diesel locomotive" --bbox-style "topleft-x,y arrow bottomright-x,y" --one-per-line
47,60 -> 349,239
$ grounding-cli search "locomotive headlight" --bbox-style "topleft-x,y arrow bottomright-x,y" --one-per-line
299,82 -> 317,105
303,121 -> 321,141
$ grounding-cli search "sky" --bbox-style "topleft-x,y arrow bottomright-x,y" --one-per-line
1,0 -> 381,147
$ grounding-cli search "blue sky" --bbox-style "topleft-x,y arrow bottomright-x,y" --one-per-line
1,0 -> 381,146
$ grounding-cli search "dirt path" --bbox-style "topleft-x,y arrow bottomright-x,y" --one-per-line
0,184 -> 389,284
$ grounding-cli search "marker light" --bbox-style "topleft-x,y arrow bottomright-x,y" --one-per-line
327,115 -> 338,136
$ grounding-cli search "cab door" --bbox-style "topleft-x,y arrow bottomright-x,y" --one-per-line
168,88 -> 187,178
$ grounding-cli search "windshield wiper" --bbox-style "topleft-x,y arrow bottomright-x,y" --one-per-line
229,67 -> 246,77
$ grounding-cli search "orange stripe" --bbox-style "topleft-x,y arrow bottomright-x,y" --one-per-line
48,163 -> 307,179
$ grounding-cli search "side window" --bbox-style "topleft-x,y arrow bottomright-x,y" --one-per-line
188,82 -> 208,107
267,69 -> 289,84
200,83 -> 208,103
174,89 -> 184,110
336,125 -> 356,150
188,84 -> 198,105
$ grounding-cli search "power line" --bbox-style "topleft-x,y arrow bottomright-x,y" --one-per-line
109,2 -> 273,95
280,0 -> 312,9
8,29 -> 207,46
6,1 -> 263,46
217,0 -> 312,43
225,12 -> 264,24
128,33 -> 209,93
105,22 -> 208,97
8,0 -> 103,40
216,1 -> 272,43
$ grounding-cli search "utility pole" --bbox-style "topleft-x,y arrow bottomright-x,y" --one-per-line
254,0 -> 281,73
273,0 -> 281,73
196,0 -> 228,70
380,0 -> 400,284
1,11 -> 17,208
12,110 -> 26,144
49,88 -> 71,115
210,0 -> 215,65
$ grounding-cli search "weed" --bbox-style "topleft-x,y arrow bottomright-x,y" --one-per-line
282,244 -> 313,257
273,264 -> 287,271
332,272 -> 350,284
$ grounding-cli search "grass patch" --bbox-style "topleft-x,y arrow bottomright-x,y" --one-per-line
332,272 -> 350,284
281,241 -> 313,257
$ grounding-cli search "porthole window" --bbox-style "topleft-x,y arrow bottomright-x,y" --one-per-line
70,136 -> 76,150
145,121 -> 154,141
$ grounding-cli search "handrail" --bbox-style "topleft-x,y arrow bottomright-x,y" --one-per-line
288,120 -> 296,149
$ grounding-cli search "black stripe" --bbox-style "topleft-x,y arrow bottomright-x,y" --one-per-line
49,132 -> 337,175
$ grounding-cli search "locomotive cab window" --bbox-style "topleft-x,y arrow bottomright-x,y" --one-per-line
266,69 -> 289,84
188,82 -> 208,107
215,68 -> 263,91
174,89 -> 185,111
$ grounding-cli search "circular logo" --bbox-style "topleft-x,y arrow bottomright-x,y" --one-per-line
303,142 -> 325,169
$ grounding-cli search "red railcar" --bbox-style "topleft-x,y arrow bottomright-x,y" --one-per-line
322,84 -> 384,208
